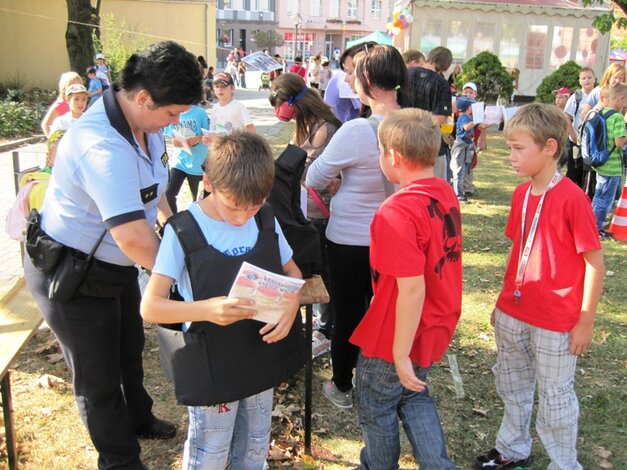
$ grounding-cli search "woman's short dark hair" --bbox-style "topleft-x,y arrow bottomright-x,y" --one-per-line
117,41 -> 202,106
354,45 -> 408,107
339,41 -> 378,71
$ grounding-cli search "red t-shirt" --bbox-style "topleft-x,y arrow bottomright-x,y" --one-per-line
496,178 -> 601,332
51,97 -> 69,117
350,178 -> 463,367
289,64 -> 307,79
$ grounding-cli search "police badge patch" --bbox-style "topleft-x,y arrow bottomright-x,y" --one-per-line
160,151 -> 169,167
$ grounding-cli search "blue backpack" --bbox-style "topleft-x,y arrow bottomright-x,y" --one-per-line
580,109 -> 617,167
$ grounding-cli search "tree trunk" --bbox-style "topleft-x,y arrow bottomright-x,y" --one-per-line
65,0 -> 100,75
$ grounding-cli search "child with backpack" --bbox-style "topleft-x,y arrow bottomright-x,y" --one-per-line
475,103 -> 604,470
588,83 -> 627,239
141,132 -> 305,470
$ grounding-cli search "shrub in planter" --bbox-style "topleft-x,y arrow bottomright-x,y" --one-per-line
456,51 -> 513,103
535,61 -> 582,104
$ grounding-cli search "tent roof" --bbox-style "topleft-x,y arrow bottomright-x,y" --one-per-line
413,0 -> 609,17
346,31 -> 393,48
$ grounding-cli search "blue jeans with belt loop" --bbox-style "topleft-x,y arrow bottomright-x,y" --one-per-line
355,354 -> 457,470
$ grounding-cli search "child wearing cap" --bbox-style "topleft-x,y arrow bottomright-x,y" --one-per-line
94,52 -> 112,89
554,87 -> 571,111
202,73 -> 256,145
459,81 -> 487,197
450,95 -> 476,203
50,84 -> 89,133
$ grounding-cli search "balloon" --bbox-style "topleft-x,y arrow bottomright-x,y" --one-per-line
405,14 -> 414,23
554,45 -> 567,59
394,11 -> 400,20
393,19 -> 402,28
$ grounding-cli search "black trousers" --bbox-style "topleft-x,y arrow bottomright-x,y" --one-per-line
326,240 -> 372,392
165,167 -> 203,214
565,140 -> 584,188
311,218 -> 334,337
24,255 -> 153,470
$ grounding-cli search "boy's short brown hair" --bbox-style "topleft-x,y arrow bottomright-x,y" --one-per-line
205,132 -> 275,206
378,108 -> 441,167
503,103 -> 568,160
402,49 -> 425,65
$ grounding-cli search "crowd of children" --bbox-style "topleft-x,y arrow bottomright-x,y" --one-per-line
22,42 -> 618,470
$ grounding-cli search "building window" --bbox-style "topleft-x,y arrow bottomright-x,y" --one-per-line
371,0 -> 382,19
447,20 -> 468,61
420,19 -> 442,55
472,23 -> 495,56
310,0 -> 321,16
550,26 -> 574,70
287,0 -> 298,15
576,27 -> 599,67
525,25 -> 548,70
347,0 -> 358,19
225,0 -> 244,10
257,0 -> 269,10
329,0 -> 340,17
499,24 -> 522,69
218,28 -> 233,47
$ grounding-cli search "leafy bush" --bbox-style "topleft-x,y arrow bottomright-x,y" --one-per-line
0,101 -> 46,137
93,13 -> 148,82
535,61 -> 582,103
456,51 -> 513,103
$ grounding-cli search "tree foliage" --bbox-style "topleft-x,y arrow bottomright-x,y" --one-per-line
583,0 -> 627,33
456,52 -> 513,102
66,0 -> 100,75
535,61 -> 582,104
92,14 -> 149,82
253,30 -> 284,52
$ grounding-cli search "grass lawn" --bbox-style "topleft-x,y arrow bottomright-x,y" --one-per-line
1,129 -> 625,470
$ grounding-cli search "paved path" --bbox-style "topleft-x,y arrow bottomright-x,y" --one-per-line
0,71 -> 283,300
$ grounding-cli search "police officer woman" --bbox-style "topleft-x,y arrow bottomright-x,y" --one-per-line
24,41 -> 202,470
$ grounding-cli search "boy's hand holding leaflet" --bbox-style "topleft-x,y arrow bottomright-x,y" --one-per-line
228,262 -> 304,342
202,296 -> 257,326
201,127 -> 225,145
172,129 -> 193,154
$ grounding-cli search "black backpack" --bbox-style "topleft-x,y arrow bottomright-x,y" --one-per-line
267,144 -> 321,278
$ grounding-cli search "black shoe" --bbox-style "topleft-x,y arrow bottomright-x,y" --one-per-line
599,230 -> 614,241
475,448 -> 531,469
136,416 -> 176,440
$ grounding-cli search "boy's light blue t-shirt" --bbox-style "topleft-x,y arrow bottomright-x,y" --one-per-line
88,78 -> 102,105
153,202 -> 293,303
163,105 -> 210,176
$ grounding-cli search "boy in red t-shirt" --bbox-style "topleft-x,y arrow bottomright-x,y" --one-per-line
475,103 -> 604,470
350,108 -> 461,469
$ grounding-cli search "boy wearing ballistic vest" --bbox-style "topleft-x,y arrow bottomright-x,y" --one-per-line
141,132 -> 305,470
475,104 -> 604,470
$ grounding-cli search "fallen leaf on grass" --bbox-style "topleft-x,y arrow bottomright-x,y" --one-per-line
606,270 -> 615,277
40,407 -> 52,416
594,446 -> 612,459
33,338 -> 58,355
476,431 -> 488,440
38,374 -> 67,389
600,460 -> 614,469
45,352 -> 64,364
472,407 -> 489,416
272,404 -> 301,419
478,333 -> 491,342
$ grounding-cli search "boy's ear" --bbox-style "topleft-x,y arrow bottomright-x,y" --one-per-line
543,138 -> 559,157
390,148 -> 403,167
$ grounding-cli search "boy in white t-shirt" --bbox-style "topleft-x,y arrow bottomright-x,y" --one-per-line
202,72 -> 256,145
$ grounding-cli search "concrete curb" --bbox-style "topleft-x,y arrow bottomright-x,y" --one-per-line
0,135 -> 46,153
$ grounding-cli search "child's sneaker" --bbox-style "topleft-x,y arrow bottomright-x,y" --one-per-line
475,448 -> 531,469
312,331 -> 331,358
322,380 -> 352,409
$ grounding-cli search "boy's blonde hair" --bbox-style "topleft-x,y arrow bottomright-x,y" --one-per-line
205,132 -> 275,206
378,108 -> 441,167
503,103 -> 568,160
599,85 -> 610,104
607,83 -> 627,101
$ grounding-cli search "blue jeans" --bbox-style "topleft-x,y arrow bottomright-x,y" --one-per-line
182,388 -> 273,470
355,355 -> 457,470
591,174 -> 621,231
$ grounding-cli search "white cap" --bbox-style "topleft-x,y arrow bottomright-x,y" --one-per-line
95,53 -> 105,60
462,82 -> 477,93
65,84 -> 88,97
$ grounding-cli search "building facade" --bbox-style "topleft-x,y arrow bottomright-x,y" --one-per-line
275,0 -> 392,62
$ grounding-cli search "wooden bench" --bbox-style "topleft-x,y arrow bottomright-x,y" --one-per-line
299,275 -> 329,455
1,279 -> 43,469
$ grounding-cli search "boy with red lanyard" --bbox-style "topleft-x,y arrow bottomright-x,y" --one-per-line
475,103 -> 604,470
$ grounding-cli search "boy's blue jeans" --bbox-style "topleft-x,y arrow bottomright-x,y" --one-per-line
355,354 -> 456,470
591,173 -> 621,231
182,388 -> 273,470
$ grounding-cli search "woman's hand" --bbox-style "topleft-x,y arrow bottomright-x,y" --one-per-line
326,178 -> 341,196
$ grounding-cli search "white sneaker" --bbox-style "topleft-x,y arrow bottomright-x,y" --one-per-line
312,331 -> 331,358
322,380 -> 352,409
